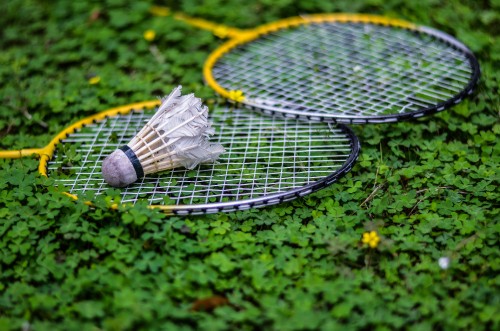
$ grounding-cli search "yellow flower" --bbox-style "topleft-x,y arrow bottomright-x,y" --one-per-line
143,29 -> 156,42
228,90 -> 245,102
88,76 -> 101,85
362,231 -> 380,248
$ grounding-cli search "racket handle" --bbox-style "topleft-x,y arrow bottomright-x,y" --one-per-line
150,5 -> 244,39
0,149 -> 42,159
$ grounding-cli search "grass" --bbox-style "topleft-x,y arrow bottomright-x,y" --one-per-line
0,0 -> 499,330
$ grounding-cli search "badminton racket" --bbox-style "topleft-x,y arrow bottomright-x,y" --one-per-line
0,101 -> 360,215
151,7 -> 480,124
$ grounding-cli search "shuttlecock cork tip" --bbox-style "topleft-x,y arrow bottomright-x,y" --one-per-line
102,147 -> 141,187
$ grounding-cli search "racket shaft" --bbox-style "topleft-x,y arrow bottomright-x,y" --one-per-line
0,149 -> 42,159
150,5 -> 244,39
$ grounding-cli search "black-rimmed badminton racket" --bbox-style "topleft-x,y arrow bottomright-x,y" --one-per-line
151,7 -> 480,123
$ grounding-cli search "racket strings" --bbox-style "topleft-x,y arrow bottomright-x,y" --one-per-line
317,24 -> 471,87
211,22 -> 474,119
247,24 -> 472,86
239,27 -> 466,99
47,106 -> 355,206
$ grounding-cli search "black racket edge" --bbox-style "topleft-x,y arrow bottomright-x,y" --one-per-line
228,24 -> 481,124
166,123 -> 361,215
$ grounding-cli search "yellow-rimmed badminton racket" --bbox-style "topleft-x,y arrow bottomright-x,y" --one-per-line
0,100 -> 360,215
151,6 -> 480,124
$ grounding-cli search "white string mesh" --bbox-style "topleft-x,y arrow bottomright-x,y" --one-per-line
211,22 -> 476,121
47,105 -> 357,209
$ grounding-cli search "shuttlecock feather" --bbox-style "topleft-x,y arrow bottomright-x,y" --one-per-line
101,86 -> 225,187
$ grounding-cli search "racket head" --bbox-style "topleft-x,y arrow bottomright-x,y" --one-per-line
204,14 -> 480,124
42,102 -> 360,215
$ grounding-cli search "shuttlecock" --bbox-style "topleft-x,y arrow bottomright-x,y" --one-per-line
102,86 -> 225,187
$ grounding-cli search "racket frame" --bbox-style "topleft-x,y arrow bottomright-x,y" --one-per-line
197,13 -> 480,123
0,101 -> 360,215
